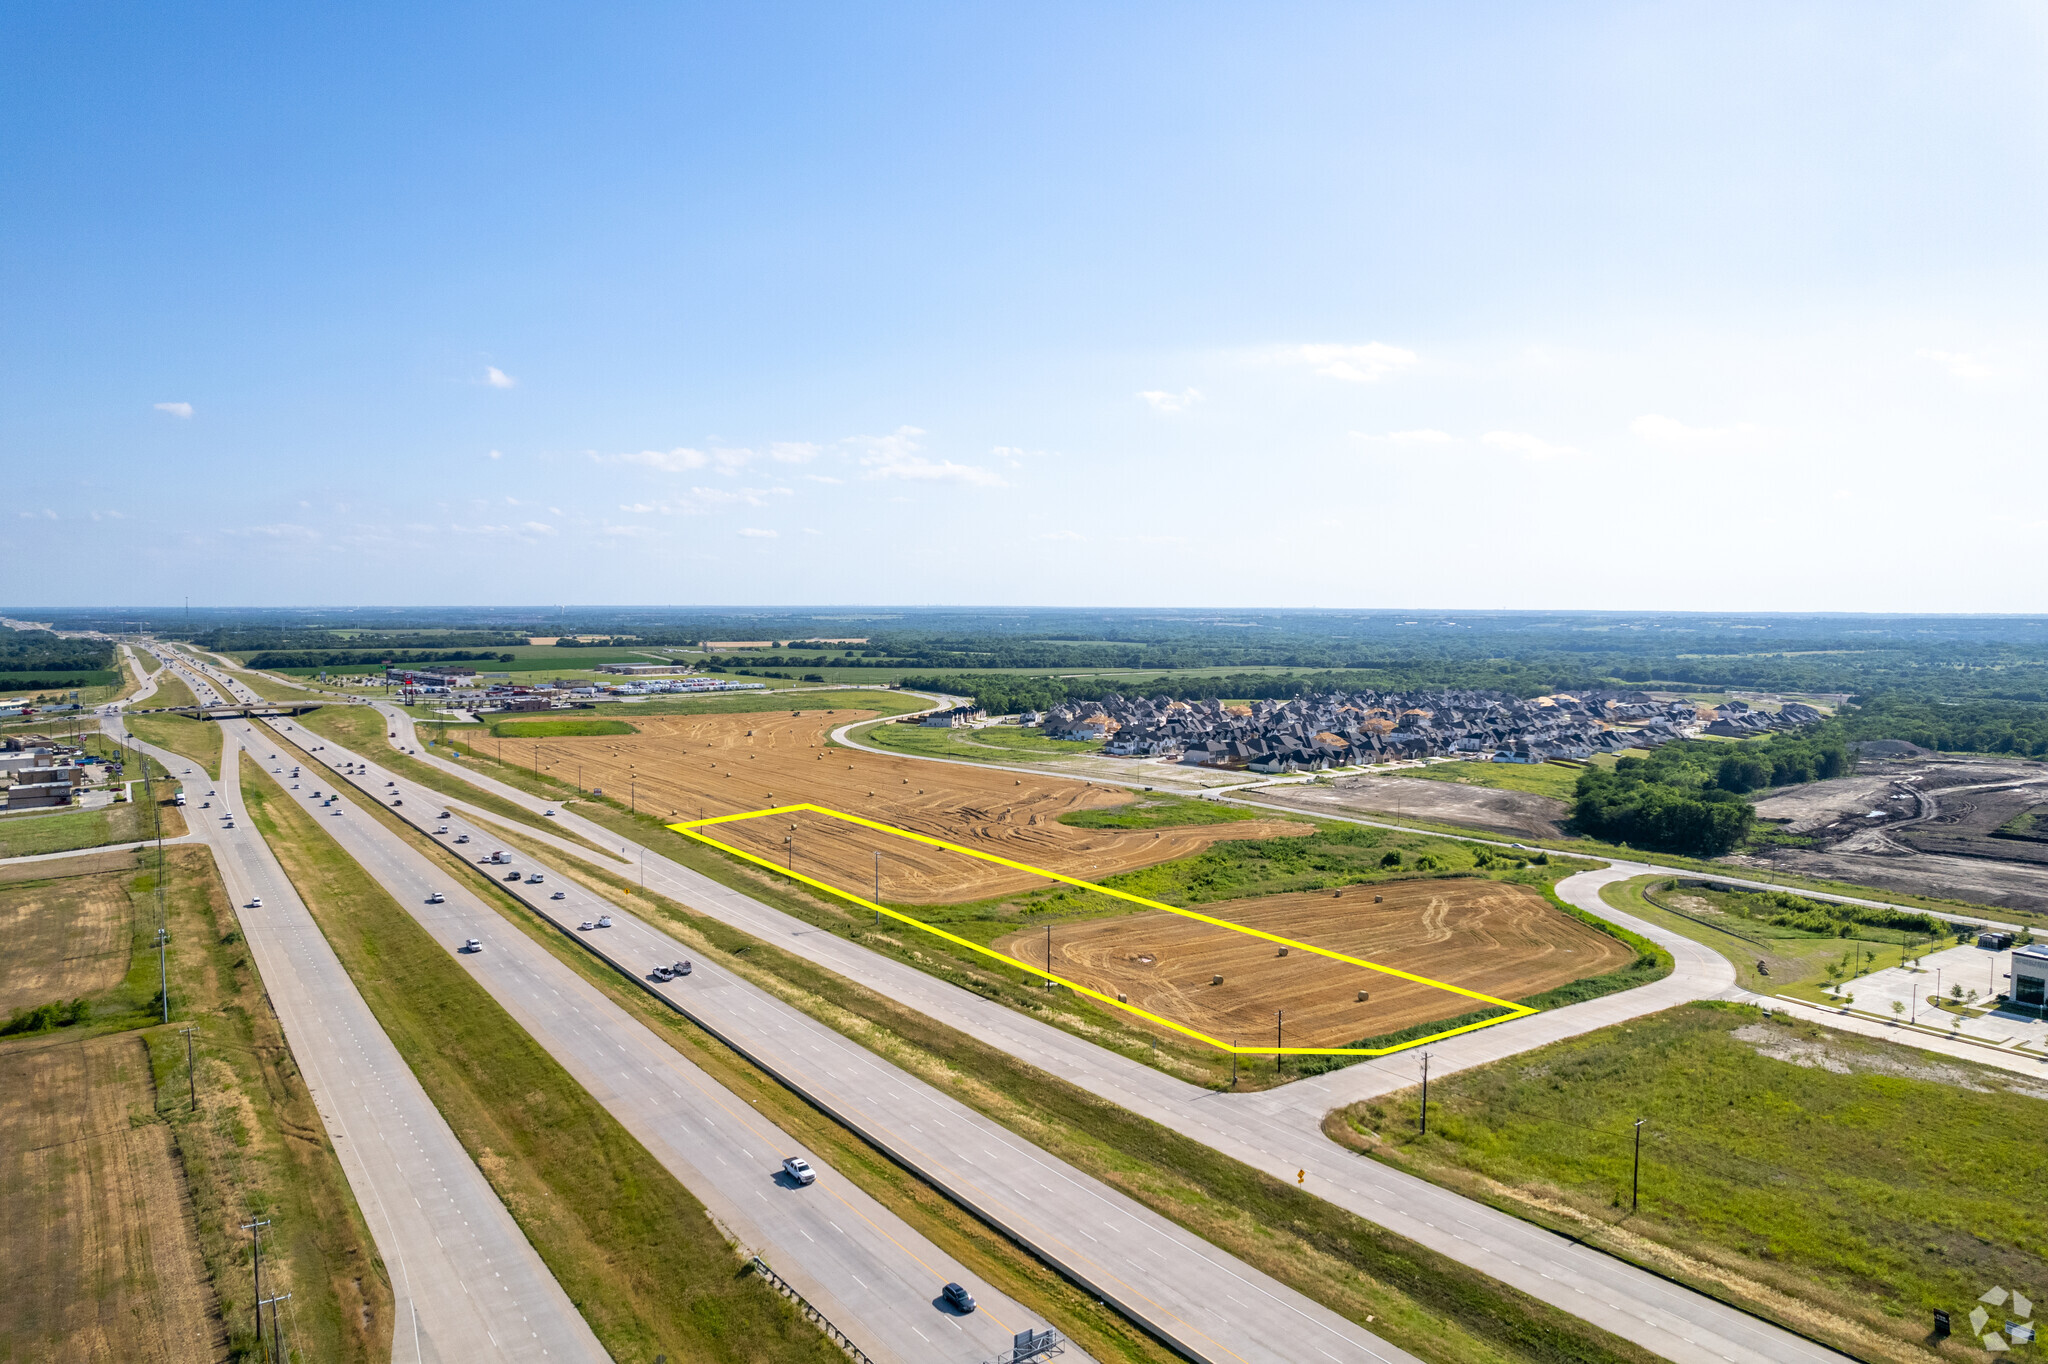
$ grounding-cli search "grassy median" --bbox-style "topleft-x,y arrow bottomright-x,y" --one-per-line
239,755 -> 846,1364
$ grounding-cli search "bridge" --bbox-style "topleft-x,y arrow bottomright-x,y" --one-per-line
132,702 -> 328,720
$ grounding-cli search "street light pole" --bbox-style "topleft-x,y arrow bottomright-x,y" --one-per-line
1419,1051 -> 1432,1135
184,1027 -> 197,1110
1631,1117 -> 1647,1213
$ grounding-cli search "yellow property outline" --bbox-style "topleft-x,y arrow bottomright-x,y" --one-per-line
670,803 -> 1537,1056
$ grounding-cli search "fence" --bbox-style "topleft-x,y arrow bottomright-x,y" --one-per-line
748,1255 -> 876,1364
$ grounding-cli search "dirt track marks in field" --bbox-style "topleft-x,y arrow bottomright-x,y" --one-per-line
995,878 -> 1632,1048
533,711 -> 1310,901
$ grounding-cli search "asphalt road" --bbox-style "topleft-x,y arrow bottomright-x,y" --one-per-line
245,718 -> 1075,1364
114,663 -> 609,1364
287,714 -> 1427,1364
373,699 -> 1854,1364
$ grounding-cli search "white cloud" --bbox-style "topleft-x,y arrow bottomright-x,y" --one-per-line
1481,430 -> 1582,461
1915,348 -> 2000,381
1353,428 -> 1454,444
767,441 -> 821,463
1284,342 -> 1417,384
484,366 -> 517,389
487,448 -> 503,460
18,508 -> 57,520
803,527 -> 822,536
601,445 -> 754,475
88,509 -> 127,522
154,401 -> 194,418
803,474 -> 846,485
1630,414 -> 1761,445
520,521 -> 557,536
227,522 -> 322,541
1140,388 -> 1203,414
738,527 -> 779,538
849,425 -> 1006,487
1039,530 -> 1083,541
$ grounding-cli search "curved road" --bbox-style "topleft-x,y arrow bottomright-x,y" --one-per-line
366,698 -> 1845,1364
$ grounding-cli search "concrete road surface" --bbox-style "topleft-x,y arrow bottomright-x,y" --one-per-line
242,717 -> 1078,1364
282,716 -> 1427,1364
110,669 -> 609,1364
370,700 -> 1856,1364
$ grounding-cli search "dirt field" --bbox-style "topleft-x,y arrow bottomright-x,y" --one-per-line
537,710 -> 1309,902
990,878 -> 1632,1048
1241,774 -> 1568,840
0,1034 -> 221,1362
1739,757 -> 2048,914
0,871 -> 134,1015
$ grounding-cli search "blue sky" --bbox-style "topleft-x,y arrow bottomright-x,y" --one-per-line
4,3 -> 2044,610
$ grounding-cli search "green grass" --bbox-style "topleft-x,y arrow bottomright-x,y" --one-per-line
0,796 -> 180,858
239,756 -> 848,1364
1389,760 -> 1582,800
1329,1000 -> 2048,1364
1058,793 -> 1260,829
858,719 -> 1104,761
488,717 -> 637,739
1,845 -> 391,1363
267,732 -> 1189,1364
295,701 -> 607,846
1604,876 -> 1955,1001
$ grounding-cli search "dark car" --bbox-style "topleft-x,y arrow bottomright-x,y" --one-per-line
503,870 -> 522,881
942,1282 -> 977,1313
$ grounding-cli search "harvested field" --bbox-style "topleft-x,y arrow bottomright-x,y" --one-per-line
1244,774 -> 1568,841
0,870 -> 134,1015
992,878 -> 1632,1048
0,1033 -> 221,1362
546,711 -> 1309,901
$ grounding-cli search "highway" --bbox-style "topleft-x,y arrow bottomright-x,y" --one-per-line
116,658 -> 610,1364
273,712 -> 1428,1364
238,717 -> 1082,1364
370,698 -> 1853,1364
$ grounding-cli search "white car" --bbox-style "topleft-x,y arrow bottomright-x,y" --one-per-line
248,896 -> 263,908
426,892 -> 445,904
595,915 -> 612,928
578,921 -> 595,931
434,826 -> 448,835
454,834 -> 470,845
781,1157 -> 816,1186
461,938 -> 481,953
526,873 -> 544,884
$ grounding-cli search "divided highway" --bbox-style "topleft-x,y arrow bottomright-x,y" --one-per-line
104,701 -> 609,1364
273,714 -> 1427,1364
245,716 -> 1081,1364
369,699 -> 1851,1364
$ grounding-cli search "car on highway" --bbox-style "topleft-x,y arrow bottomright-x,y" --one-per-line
503,870 -> 522,881
426,892 -> 444,904
941,1282 -> 977,1313
669,960 -> 692,977
454,834 -> 469,844
550,891 -> 566,900
434,825 -> 447,834
247,896 -> 262,907
578,920 -> 595,931
461,938 -> 481,953
781,1156 -> 816,1186
595,915 -> 612,928
526,873 -> 544,884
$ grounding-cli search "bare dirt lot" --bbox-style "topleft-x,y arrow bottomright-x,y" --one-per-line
0,1034 -> 221,1362
1240,774 -> 1569,841
540,711 -> 1310,901
1741,757 -> 2048,915
0,871 -> 134,1015
991,878 -> 1632,1048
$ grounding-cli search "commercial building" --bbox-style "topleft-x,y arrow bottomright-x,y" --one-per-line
2012,944 -> 2048,1011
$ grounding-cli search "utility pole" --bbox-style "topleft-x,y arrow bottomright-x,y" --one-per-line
1231,1039 -> 1238,1088
184,1027 -> 197,1110
158,926 -> 170,1023
242,1218 -> 271,1344
1045,922 -> 1053,987
1419,1051 -> 1432,1135
258,1292 -> 291,1364
1631,1118 -> 1647,1213
873,851 -> 881,926
1275,1010 -> 1283,1074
